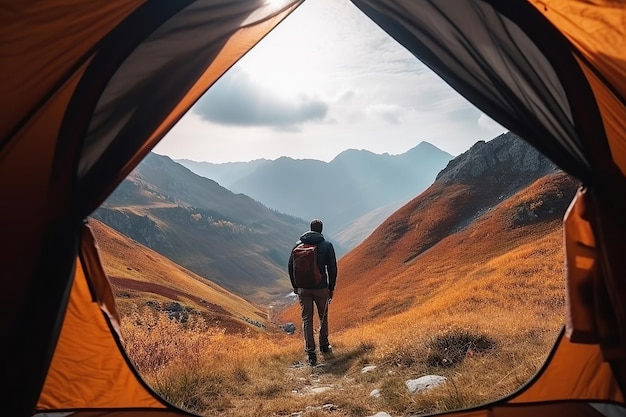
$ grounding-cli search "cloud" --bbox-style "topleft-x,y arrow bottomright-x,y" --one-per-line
366,104 -> 404,124
478,112 -> 506,134
192,69 -> 328,128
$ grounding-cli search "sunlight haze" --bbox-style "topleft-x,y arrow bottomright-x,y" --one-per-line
154,0 -> 507,163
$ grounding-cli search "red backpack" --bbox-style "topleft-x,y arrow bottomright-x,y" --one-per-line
292,243 -> 323,288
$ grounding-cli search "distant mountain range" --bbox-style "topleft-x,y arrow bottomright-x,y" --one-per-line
176,141 -> 453,252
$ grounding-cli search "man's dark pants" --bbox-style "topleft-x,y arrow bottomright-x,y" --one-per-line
297,288 -> 330,355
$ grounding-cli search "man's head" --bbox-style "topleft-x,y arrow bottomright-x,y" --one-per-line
310,219 -> 323,233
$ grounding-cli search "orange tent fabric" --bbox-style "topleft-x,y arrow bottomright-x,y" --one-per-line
2,1 -> 626,416
1,1 -> 303,415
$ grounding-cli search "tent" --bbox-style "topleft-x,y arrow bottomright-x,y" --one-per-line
1,0 -> 625,415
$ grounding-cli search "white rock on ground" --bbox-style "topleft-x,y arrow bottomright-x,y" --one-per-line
321,404 -> 337,411
367,412 -> 392,417
310,386 -> 332,394
361,365 -> 377,373
405,375 -> 447,394
370,389 -> 382,398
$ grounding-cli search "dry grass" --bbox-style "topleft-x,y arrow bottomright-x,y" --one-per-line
120,299 -> 561,417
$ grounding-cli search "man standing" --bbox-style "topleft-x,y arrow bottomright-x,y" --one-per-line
288,219 -> 337,366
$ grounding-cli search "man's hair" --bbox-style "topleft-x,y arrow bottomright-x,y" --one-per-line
310,219 -> 323,233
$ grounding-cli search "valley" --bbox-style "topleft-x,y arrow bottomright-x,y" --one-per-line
90,131 -> 580,416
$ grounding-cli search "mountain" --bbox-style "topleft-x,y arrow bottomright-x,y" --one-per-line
91,152 -> 309,305
174,158 -> 271,187
278,132 -> 580,328
177,142 -> 453,252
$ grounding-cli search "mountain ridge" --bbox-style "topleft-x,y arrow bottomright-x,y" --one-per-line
177,141 -> 454,252
92,153 -> 309,305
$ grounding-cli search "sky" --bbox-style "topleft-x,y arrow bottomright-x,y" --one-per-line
154,0 -> 507,164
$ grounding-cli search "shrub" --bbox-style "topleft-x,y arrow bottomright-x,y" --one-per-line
425,330 -> 496,367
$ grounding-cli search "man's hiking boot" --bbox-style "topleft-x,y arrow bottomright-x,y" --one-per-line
307,354 -> 317,366
320,345 -> 333,354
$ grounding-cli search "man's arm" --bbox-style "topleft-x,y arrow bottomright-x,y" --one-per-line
326,243 -> 337,298
288,248 -> 297,292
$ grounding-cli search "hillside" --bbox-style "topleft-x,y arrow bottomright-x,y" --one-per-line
325,170 -> 577,328
92,152 -> 308,305
89,219 -> 269,334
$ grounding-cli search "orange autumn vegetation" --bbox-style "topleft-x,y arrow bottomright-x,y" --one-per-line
280,171 -> 573,332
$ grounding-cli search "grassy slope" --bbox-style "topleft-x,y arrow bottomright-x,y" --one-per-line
279,171 -> 577,333
89,218 -> 269,334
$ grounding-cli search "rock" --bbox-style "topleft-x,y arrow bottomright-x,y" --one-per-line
370,389 -> 382,398
310,386 -> 332,394
166,302 -> 183,312
361,365 -> 377,373
281,322 -> 296,334
405,375 -> 447,394
367,412 -> 392,417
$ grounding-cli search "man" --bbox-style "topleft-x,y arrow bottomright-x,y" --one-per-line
288,219 -> 338,366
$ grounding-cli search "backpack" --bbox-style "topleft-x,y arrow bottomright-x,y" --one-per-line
292,242 -> 323,288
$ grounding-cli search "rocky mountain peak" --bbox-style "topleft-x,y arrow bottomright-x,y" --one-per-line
436,132 -> 557,186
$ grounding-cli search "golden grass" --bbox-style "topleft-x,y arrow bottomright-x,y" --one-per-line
120,299 -> 561,417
